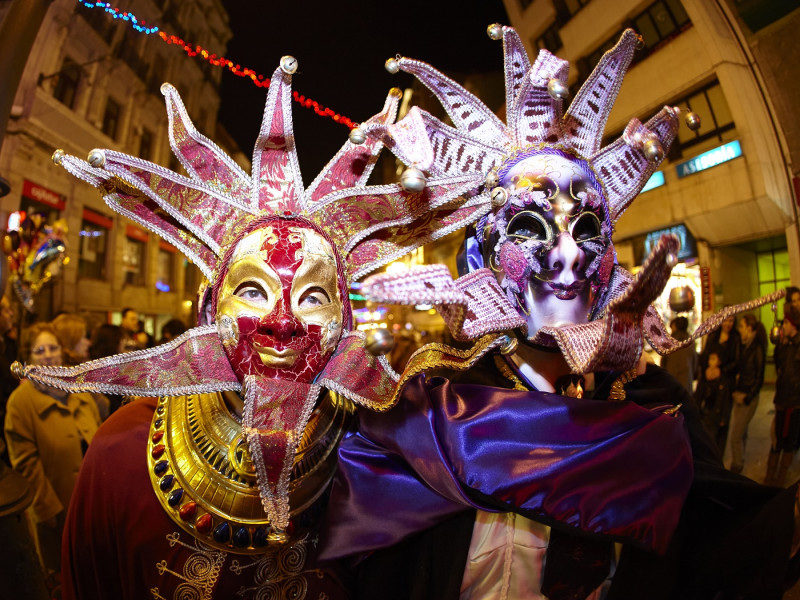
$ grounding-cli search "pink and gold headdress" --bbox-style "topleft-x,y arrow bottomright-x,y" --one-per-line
361,27 -> 782,373
29,56 -> 489,534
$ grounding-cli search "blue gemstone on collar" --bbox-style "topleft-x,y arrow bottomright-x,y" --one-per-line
213,522 -> 231,543
167,488 -> 183,506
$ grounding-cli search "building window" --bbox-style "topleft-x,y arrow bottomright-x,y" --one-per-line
157,243 -> 176,292
673,81 -> 735,155
634,0 -> 690,51
123,226 -> 147,286
139,128 -> 154,162
757,247 -> 790,357
535,23 -> 563,53
102,97 -> 121,140
52,57 -> 81,109
554,0 -> 591,22
78,209 -> 112,280
578,0 -> 691,83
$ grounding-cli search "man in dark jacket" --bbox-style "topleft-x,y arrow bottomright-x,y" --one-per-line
767,305 -> 800,485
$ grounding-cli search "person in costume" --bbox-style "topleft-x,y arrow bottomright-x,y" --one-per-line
319,26 -> 800,599
20,54 -> 487,599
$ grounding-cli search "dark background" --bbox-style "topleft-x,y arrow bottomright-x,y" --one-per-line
218,0 -> 509,178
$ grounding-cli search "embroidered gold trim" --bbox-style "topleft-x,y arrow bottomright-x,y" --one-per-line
492,355 -> 528,391
147,391 -> 353,553
608,367 -> 638,401
388,333 -> 507,404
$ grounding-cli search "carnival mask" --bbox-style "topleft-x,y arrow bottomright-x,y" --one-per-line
487,150 -> 614,337
216,219 -> 345,383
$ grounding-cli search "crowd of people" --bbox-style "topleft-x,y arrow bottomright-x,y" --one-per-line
0,301 -> 187,595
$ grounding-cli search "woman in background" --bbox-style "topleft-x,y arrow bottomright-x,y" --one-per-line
3,322 -> 100,589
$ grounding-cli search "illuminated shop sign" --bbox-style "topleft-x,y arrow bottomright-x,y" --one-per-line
630,223 -> 697,265
676,141 -> 742,178
640,171 -> 665,193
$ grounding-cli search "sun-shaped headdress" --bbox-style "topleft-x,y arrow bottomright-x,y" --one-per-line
28,56 -> 492,535
357,27 -> 782,374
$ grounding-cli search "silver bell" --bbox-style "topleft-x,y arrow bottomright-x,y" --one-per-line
643,137 -> 664,162
280,55 -> 298,75
487,23 -> 503,41
51,149 -> 65,165
365,328 -> 395,356
485,170 -> 499,189
547,78 -> 569,100
87,149 -> 106,168
490,186 -> 508,208
770,323 -> 782,345
665,252 -> 678,268
385,57 -> 400,74
349,127 -> 367,145
685,112 -> 701,131
400,167 -> 426,193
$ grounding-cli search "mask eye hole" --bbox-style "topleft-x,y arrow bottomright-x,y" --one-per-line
570,212 -> 602,243
298,286 -> 331,308
507,211 -> 551,243
234,282 -> 269,305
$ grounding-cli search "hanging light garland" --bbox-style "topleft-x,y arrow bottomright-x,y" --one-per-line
75,1 -> 356,128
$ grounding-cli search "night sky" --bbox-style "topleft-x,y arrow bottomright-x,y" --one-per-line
218,1 -> 510,178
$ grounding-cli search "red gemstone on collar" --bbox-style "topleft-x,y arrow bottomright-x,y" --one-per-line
152,431 -> 164,443
179,501 -> 197,521
151,444 -> 165,459
195,513 -> 213,534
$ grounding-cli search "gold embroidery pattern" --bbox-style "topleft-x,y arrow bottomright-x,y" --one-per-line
150,532 -> 227,600
232,534 -> 316,599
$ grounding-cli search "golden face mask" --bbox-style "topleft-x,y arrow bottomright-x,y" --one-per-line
216,221 -> 344,383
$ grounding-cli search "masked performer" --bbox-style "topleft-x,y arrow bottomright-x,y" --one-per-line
22,55 -> 488,599
320,27 -> 799,599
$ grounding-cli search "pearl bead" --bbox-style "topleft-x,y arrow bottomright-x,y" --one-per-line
643,137 -> 664,162
666,253 -> 678,268
349,127 -> 367,145
280,55 -> 298,75
400,167 -> 426,193
87,149 -> 106,168
385,57 -> 400,74
685,111 -> 701,131
487,23 -> 503,40
547,78 -> 569,100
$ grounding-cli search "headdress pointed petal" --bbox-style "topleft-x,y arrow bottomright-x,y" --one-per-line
252,64 -> 303,214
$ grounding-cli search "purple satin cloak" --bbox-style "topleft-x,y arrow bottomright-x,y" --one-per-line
320,374 -> 693,561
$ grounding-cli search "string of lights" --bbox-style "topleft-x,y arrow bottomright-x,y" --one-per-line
75,1 -> 356,128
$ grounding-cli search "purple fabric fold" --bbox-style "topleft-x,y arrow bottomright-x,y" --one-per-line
320,374 -> 693,561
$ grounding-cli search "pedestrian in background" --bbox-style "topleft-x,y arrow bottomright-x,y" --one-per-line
3,322 -> 100,592
661,316 -> 697,393
694,350 -> 728,458
698,313 -> 740,453
728,314 -> 767,474
765,305 -> 800,485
